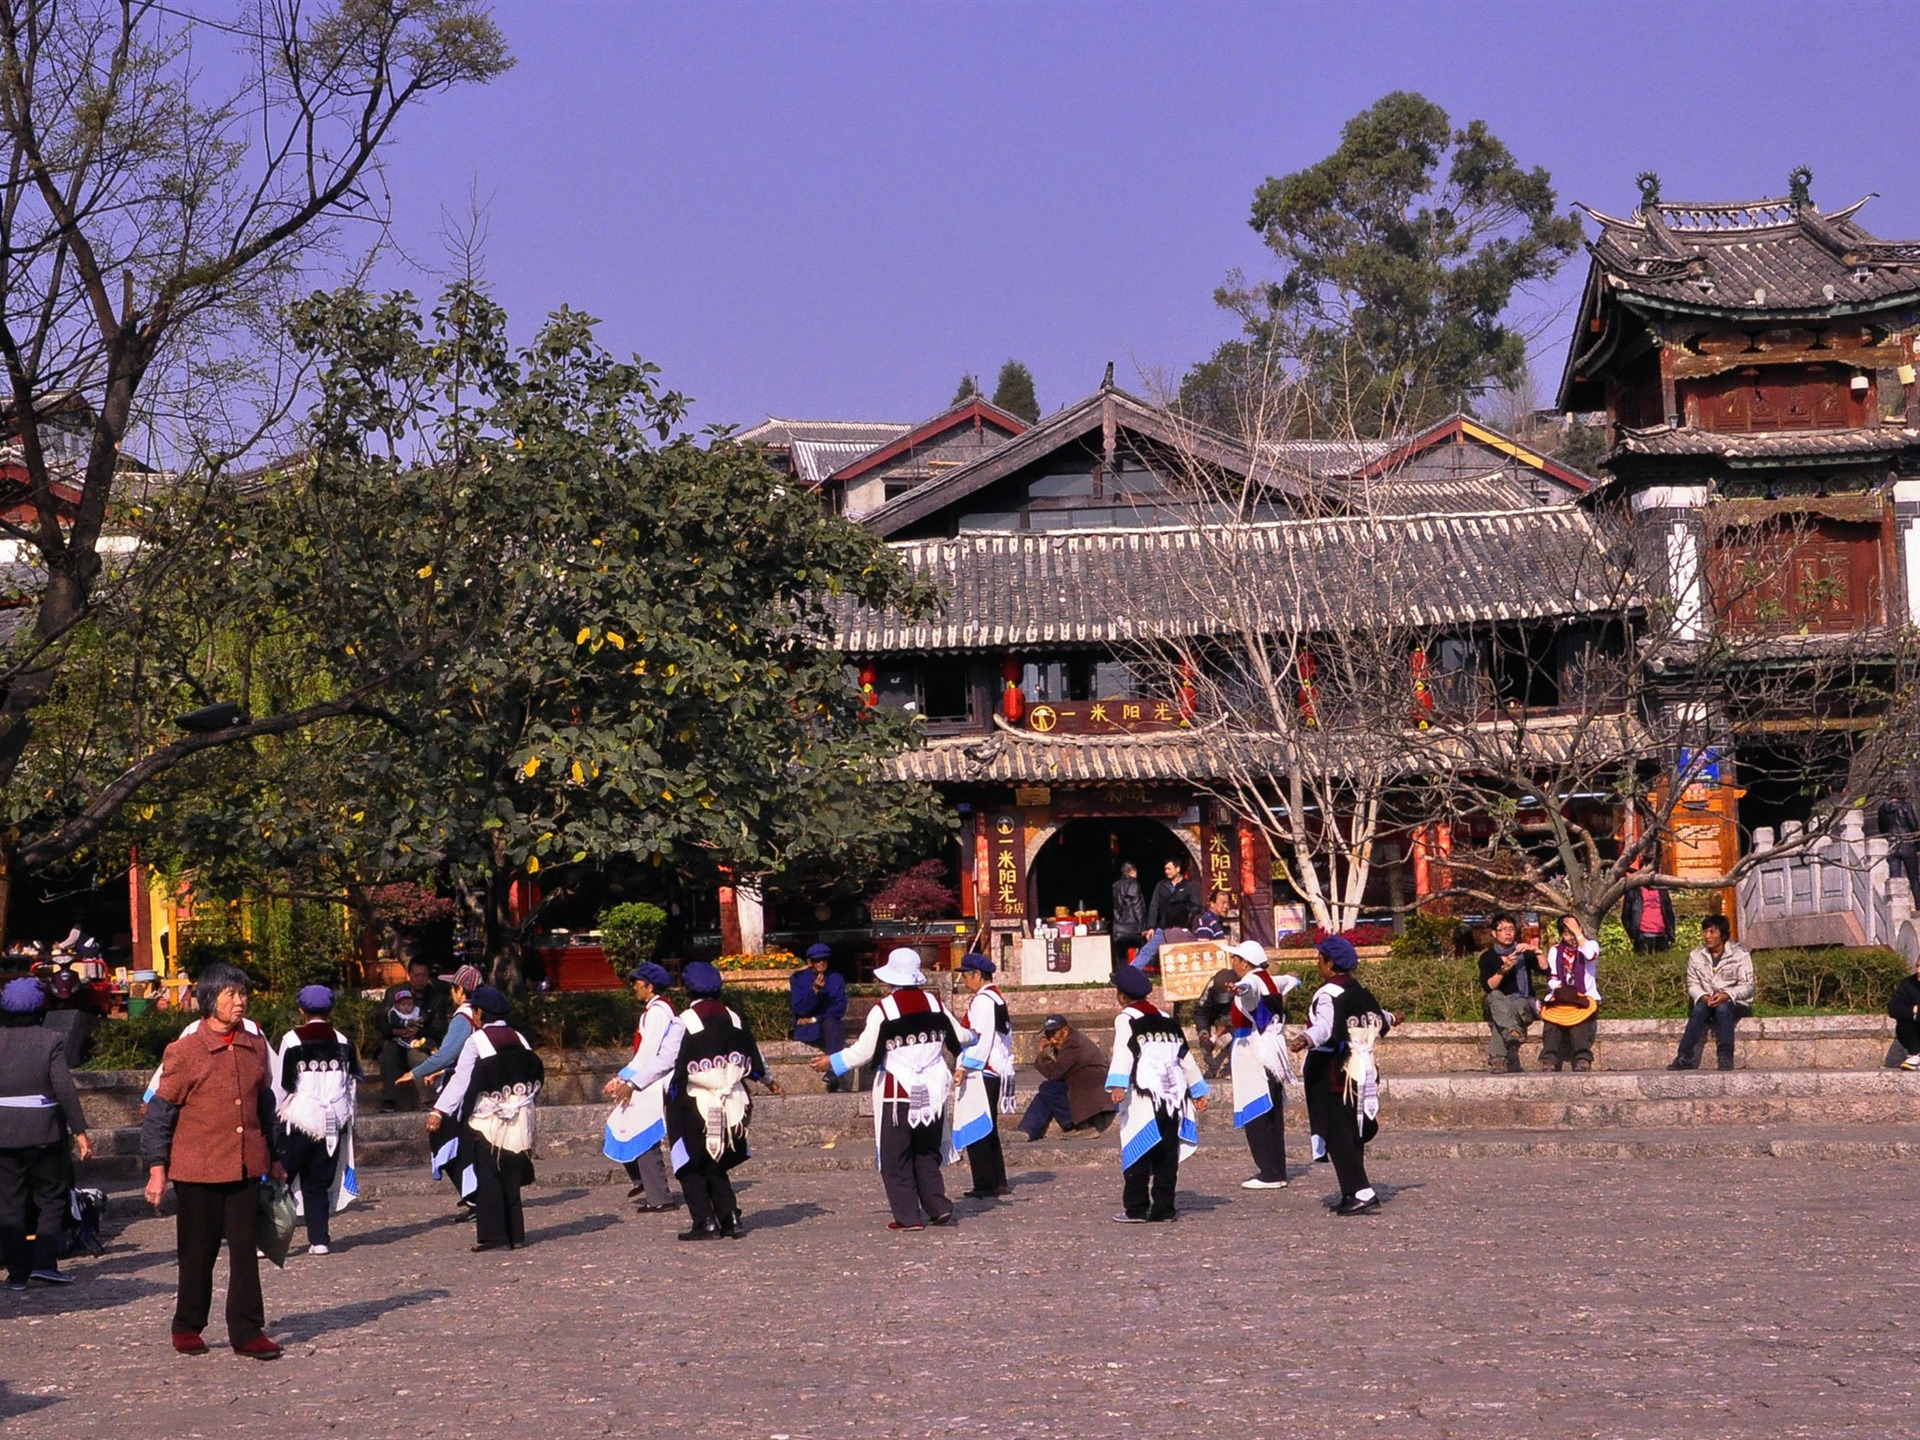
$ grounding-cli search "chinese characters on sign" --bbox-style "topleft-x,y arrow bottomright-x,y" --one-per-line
989,813 -> 1025,919
1206,828 -> 1234,900
1024,697 -> 1185,735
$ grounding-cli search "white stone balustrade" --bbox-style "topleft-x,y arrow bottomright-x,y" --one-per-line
1738,808 -> 1918,961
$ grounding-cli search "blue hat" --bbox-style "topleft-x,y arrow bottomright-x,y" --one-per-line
682,961 -> 724,996
960,952 -> 995,977
1317,935 -> 1361,972
1,976 -> 45,1013
804,943 -> 832,961
297,984 -> 335,1013
1112,966 -> 1152,1000
470,985 -> 511,1018
629,961 -> 672,989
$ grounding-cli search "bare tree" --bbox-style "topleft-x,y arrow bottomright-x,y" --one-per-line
0,0 -> 508,879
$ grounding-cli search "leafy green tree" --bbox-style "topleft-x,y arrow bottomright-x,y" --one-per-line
139,284 -> 947,982
1553,416 -> 1612,479
0,0 -> 508,921
991,361 -> 1040,423
1191,91 -> 1581,437
951,374 -> 981,405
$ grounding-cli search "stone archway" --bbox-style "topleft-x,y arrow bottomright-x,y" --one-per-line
1024,816 -> 1201,929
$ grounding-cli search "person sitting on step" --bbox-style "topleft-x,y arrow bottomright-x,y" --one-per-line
1668,916 -> 1754,1072
1886,952 -> 1920,1071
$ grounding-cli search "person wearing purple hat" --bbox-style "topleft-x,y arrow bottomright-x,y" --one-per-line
603,962 -> 679,1211
663,963 -> 778,1240
1288,936 -> 1400,1215
1104,965 -> 1209,1222
1,974 -> 91,1290
790,943 -> 850,1092
953,953 -> 1014,1200
270,986 -> 360,1255
431,986 -> 544,1251
402,963 -> 482,1210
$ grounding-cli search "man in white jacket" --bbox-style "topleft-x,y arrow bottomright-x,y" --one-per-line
1219,940 -> 1299,1190
953,953 -> 1014,1200
602,962 -> 679,1212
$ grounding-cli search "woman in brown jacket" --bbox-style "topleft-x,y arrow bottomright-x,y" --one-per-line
1018,1015 -> 1118,1139
141,963 -> 283,1360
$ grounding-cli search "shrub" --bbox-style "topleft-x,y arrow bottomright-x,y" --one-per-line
868,859 -> 957,922
1389,911 -> 1465,962
598,901 -> 667,970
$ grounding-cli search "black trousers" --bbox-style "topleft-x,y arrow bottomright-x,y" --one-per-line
0,1142 -> 69,1280
468,1137 -> 530,1248
1678,999 -> 1751,1063
1304,1054 -> 1372,1201
278,1128 -> 339,1246
1242,1075 -> 1287,1181
1897,1017 -> 1920,1056
965,1075 -> 1008,1194
172,1178 -> 264,1344
1121,1111 -> 1181,1220
676,1153 -> 738,1227
878,1105 -> 949,1226
1541,1017 -> 1599,1066
377,1042 -> 423,1109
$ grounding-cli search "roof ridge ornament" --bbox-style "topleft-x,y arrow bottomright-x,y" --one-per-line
1635,171 -> 1661,210
1788,166 -> 1814,209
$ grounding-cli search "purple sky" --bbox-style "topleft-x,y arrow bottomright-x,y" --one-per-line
365,0 -> 1920,432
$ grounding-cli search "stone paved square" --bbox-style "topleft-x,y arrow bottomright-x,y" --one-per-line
2,1148 -> 1914,1439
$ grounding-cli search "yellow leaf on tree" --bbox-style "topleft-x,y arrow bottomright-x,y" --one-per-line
661,789 -> 674,802
576,627 -> 592,645
351,811 -> 365,823
525,855 -> 540,873
570,760 -> 585,784
522,756 -> 541,778
416,564 -> 434,579
606,633 -> 625,650
632,661 -> 646,675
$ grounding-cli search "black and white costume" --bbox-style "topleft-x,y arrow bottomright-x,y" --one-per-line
434,1022 -> 544,1249
1106,999 -> 1208,1221
1226,962 -> 1299,1185
828,971 -> 969,1229
270,1021 -> 360,1246
1299,973 -> 1391,1210
661,998 -> 768,1233
954,978 -> 1014,1197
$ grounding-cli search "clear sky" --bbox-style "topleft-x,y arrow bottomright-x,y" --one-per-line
362,0 -> 1920,432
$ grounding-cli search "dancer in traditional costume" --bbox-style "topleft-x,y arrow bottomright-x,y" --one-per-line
429,987 -> 544,1251
1104,966 -> 1208,1223
663,962 -> 777,1241
953,953 -> 1014,1200
1219,940 -> 1299,1191
813,948 -> 967,1231
602,962 -> 679,1212
1287,937 -> 1396,1216
270,986 -> 359,1255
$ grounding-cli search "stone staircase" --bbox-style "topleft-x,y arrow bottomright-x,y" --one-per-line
70,1012 -> 1920,1187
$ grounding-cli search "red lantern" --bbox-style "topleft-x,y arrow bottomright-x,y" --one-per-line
858,664 -> 878,711
1177,660 -> 1197,721
1296,650 -> 1319,729
1000,658 -> 1025,723
1409,649 -> 1433,729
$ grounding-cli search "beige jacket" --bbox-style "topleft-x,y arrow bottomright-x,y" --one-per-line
1685,942 -> 1756,1007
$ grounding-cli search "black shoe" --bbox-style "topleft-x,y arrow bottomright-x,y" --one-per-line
470,1241 -> 510,1252
1667,1056 -> 1697,1071
677,1220 -> 721,1242
719,1210 -> 745,1239
1717,1053 -> 1736,1071
927,1212 -> 955,1227
624,1184 -> 647,1200
1333,1195 -> 1381,1216
634,1202 -> 679,1214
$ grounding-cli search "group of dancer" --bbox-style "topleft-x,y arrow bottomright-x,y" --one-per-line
593,932 -> 1400,1235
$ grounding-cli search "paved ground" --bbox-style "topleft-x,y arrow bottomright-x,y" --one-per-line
3,1144 -> 1916,1439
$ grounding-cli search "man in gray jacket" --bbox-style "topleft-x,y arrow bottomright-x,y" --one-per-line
0,976 -> 92,1288
1669,916 -> 1756,1071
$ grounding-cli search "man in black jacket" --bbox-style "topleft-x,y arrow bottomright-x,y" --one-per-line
0,977 -> 91,1289
1889,955 -> 1920,1070
1880,779 -> 1920,900
1133,859 -> 1199,970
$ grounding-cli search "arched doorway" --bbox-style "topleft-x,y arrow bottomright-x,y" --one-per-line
1027,817 -> 1195,930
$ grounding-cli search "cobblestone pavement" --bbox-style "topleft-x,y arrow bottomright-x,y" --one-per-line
2,1144 -> 1915,1439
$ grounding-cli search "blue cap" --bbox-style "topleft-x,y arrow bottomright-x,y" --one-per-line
804,943 -> 832,961
470,985 -> 511,1018
1317,935 -> 1361,971
960,952 -> 995,977
297,984 -> 335,1013
1,976 -> 45,1013
682,961 -> 724,996
1112,966 -> 1152,999
629,961 -> 672,989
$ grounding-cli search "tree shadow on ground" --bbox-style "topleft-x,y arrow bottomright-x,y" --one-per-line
61,1239 -> 169,1279
2,1274 -> 173,1316
522,1212 -> 622,1246
273,1287 -> 450,1343
523,1188 -> 588,1208
1172,1191 -> 1231,1214
331,1213 -> 452,1250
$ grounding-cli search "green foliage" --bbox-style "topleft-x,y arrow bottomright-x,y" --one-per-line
991,361 -> 1040,423
1192,90 -> 1582,435
138,283 -> 948,970
598,901 -> 667,969
81,994 -> 382,1071
1552,416 -> 1611,477
951,374 -> 981,405
1388,911 -> 1463,961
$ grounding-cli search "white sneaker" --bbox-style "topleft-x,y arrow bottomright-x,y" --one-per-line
1902,1056 -> 1920,1071
1241,1177 -> 1288,1189
307,1244 -> 330,1256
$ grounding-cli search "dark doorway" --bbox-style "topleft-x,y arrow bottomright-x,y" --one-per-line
1028,817 -> 1194,928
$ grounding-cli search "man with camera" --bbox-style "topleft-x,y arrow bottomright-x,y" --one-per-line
1478,913 -> 1541,1074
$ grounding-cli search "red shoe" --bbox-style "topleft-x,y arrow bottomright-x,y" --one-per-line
232,1335 -> 282,1360
171,1329 -> 208,1356
886,1221 -> 924,1232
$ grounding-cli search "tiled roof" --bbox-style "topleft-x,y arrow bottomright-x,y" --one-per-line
1345,470 -> 1541,514
732,417 -> 911,451
837,508 -> 1620,653
1579,195 -> 1920,314
887,711 -> 1647,786
1611,424 -> 1920,463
